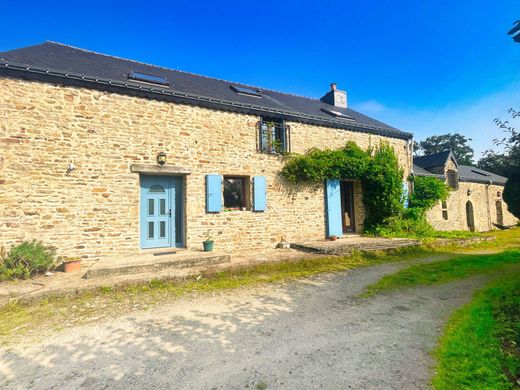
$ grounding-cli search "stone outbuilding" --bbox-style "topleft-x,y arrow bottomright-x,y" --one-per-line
414,150 -> 517,232
0,41 -> 414,261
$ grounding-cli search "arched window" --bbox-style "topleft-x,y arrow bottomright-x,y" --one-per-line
149,185 -> 165,193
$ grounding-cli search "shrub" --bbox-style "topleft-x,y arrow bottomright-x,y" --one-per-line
0,240 -> 56,280
409,175 -> 449,210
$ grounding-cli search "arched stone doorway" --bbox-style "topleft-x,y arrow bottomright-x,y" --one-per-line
466,201 -> 475,232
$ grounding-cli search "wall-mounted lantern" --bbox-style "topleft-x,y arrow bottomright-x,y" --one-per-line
467,189 -> 472,196
157,152 -> 167,166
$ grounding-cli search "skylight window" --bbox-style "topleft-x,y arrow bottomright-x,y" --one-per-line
128,71 -> 169,86
471,169 -> 489,177
230,85 -> 262,97
321,108 -> 354,120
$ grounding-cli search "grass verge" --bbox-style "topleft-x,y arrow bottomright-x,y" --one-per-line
432,272 -> 520,389
362,249 -> 520,297
0,245 -> 435,346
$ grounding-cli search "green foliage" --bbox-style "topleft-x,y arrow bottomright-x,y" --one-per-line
363,143 -> 404,228
415,132 -> 475,165
281,141 -> 402,230
280,141 -> 369,183
0,240 -> 56,280
363,249 -> 520,296
409,176 -> 449,210
478,108 -> 520,219
433,272 -> 520,389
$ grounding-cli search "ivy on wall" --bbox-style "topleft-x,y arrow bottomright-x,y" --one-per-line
280,141 -> 449,236
280,141 -> 404,230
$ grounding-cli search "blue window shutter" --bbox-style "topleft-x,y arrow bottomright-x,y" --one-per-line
402,181 -> 409,209
253,176 -> 267,211
206,174 -> 222,213
326,179 -> 342,237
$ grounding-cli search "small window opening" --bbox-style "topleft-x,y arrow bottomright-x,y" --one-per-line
128,71 -> 169,86
447,170 -> 459,190
223,176 -> 250,210
258,118 -> 289,154
230,85 -> 262,97
441,200 -> 448,220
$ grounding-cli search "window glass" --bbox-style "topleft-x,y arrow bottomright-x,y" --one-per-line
148,199 -> 154,216
223,177 -> 246,209
149,185 -> 165,193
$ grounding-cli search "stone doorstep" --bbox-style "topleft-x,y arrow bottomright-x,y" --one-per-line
290,238 -> 421,255
84,252 -> 231,279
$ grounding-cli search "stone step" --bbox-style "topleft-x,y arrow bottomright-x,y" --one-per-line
290,238 -> 420,255
85,252 -> 230,279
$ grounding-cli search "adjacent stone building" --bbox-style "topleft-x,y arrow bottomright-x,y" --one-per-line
414,151 -> 517,232
0,41 -> 414,261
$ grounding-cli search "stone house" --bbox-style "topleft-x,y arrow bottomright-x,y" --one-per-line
0,42 -> 414,261
414,150 -> 517,231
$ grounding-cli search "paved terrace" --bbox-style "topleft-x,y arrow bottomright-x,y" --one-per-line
0,236 -> 419,304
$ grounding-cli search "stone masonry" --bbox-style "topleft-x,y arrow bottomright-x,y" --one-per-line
0,77 -> 412,261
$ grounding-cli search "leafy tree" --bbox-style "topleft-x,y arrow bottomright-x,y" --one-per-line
415,133 -> 475,165
478,108 -> 520,218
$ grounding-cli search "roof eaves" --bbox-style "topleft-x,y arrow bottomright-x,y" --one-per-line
0,60 -> 413,140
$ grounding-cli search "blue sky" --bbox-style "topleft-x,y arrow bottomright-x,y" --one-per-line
1,0 -> 519,158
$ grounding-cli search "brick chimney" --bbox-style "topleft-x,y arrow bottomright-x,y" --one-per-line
320,83 -> 347,108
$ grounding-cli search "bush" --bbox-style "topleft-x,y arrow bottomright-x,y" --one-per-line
0,240 -> 56,280
409,176 -> 449,210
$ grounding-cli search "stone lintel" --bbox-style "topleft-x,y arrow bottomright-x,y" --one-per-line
130,163 -> 192,175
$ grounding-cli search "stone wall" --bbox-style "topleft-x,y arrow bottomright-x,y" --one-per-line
426,182 -> 517,232
0,76 -> 411,261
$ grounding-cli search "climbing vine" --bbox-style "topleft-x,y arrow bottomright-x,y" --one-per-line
280,141 -> 404,230
280,141 -> 449,236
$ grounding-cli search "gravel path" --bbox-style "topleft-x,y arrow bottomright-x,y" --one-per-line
0,259 -> 489,390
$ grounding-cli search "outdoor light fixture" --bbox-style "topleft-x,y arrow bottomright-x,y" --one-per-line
157,152 -> 167,166
467,189 -> 472,196
497,191 -> 502,198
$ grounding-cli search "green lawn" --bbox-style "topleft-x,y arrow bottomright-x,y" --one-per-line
432,273 -> 520,389
362,250 -> 520,297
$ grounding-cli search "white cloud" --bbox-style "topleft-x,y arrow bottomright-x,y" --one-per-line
352,82 -> 520,160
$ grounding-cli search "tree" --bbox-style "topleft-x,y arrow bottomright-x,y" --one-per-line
415,133 -> 475,165
508,20 -> 520,43
478,108 -> 520,219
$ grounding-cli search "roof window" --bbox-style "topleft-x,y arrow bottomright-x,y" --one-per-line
230,85 -> 262,97
128,71 -> 169,86
471,169 -> 489,177
321,108 -> 354,120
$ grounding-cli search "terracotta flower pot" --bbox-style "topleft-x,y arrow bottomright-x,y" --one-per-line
64,260 -> 81,273
329,235 -> 338,241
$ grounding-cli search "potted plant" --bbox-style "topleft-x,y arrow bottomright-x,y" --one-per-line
203,235 -> 214,252
63,257 -> 81,273
329,235 -> 338,241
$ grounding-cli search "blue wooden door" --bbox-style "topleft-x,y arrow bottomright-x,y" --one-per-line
140,176 -> 181,249
326,179 -> 343,237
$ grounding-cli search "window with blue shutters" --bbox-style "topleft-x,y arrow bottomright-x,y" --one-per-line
206,174 -> 222,213
253,176 -> 267,211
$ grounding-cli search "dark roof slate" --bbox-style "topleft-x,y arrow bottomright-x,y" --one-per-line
413,151 -> 507,185
0,41 -> 412,140
458,165 -> 507,185
413,150 -> 455,169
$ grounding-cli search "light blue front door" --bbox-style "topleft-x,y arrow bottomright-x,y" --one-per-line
140,175 -> 182,249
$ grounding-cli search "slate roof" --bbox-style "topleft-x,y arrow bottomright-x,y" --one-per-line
0,41 -> 412,140
413,150 -> 456,169
413,151 -> 507,185
458,165 -> 507,185
413,164 -> 444,178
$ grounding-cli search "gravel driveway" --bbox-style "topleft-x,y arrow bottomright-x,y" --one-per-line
0,260 -> 488,390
